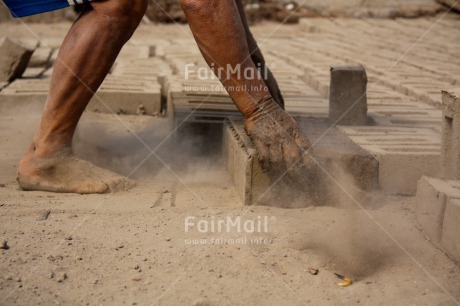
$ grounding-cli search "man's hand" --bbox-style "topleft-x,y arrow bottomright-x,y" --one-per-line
244,98 -> 327,204
244,98 -> 312,175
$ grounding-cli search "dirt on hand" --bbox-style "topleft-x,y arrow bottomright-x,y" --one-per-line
244,98 -> 330,204
244,98 -> 311,174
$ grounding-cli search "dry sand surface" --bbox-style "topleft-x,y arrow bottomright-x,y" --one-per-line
1,15 -> 460,305
0,108 -> 459,305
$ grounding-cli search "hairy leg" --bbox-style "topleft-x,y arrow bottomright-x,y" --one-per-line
235,0 -> 285,109
17,0 -> 147,193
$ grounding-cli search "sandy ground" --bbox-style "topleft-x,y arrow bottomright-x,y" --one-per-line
0,106 -> 460,305
1,14 -> 460,305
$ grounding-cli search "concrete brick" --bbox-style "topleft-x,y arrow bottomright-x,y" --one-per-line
0,78 -> 49,110
39,38 -> 64,49
222,118 -> 267,205
223,117 -> 378,207
42,68 -> 54,78
87,75 -> 161,115
339,126 -> 441,195
0,76 -> 161,116
415,176 -> 460,244
117,45 -> 150,60
300,71 -> 329,98
0,37 -> 38,82
366,83 -> 442,131
441,90 -> 460,180
28,47 -> 52,68
276,20 -> 457,112
276,77 -> 329,117
329,65 -> 368,126
298,118 -> 379,191
368,107 -> 441,132
165,75 -> 237,124
223,118 -> 321,207
166,67 -> 329,124
111,58 -> 173,84
442,199 -> 460,264
364,67 -> 447,108
22,67 -> 46,78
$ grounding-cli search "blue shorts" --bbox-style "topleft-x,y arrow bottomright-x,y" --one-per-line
3,0 -> 92,18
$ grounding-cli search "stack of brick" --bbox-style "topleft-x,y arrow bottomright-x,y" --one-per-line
0,42 -> 164,116
0,37 -> 38,83
297,18 -> 459,108
415,90 -> 460,264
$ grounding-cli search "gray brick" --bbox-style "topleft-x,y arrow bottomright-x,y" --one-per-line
339,126 -> 441,195
0,37 -> 38,82
415,176 -> 460,244
329,65 -> 368,126
442,198 -> 460,264
87,75 -> 161,115
441,90 -> 460,180
223,117 -> 378,207
0,78 -> 49,109
28,47 -> 52,68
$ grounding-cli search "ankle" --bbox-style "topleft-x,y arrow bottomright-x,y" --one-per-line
28,140 -> 72,160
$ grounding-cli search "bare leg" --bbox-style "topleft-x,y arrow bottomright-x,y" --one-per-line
235,0 -> 285,109
180,0 -> 311,175
17,0 -> 147,193
180,0 -> 270,116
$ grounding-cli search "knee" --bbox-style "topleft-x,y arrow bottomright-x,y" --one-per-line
98,0 -> 147,40
179,0 -> 217,15
104,0 -> 148,21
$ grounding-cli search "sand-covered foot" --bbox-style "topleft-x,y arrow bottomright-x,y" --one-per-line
17,150 -> 136,194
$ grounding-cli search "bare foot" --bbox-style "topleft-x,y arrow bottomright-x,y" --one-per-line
17,149 -> 136,194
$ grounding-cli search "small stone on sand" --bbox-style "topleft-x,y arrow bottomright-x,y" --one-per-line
308,268 -> 319,275
36,209 -> 51,221
57,273 -> 67,283
131,275 -> 142,282
1,241 -> 9,250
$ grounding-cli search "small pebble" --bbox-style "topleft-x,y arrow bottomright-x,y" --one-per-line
1,241 -> 9,250
308,268 -> 319,275
57,273 -> 67,283
131,275 -> 141,282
